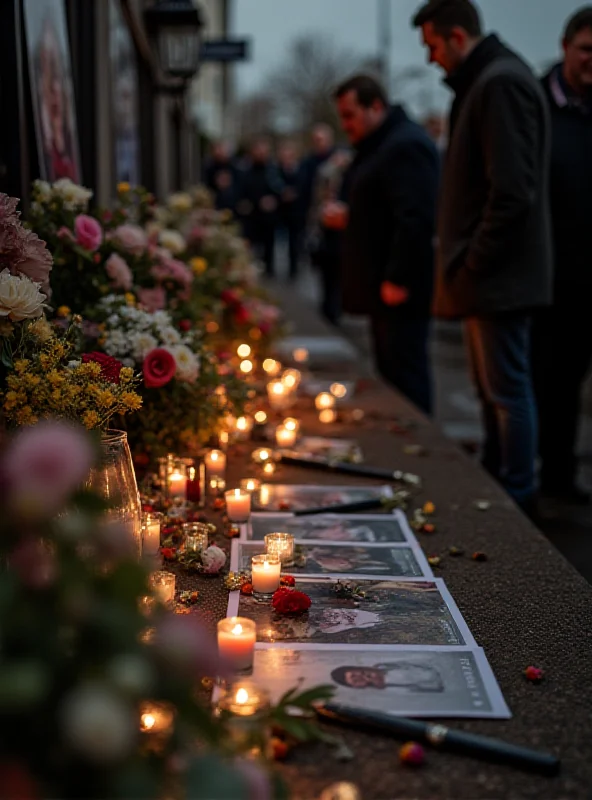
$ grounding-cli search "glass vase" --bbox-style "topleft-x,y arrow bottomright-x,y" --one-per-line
87,430 -> 142,558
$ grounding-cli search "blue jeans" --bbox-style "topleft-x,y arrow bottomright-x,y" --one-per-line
465,314 -> 537,504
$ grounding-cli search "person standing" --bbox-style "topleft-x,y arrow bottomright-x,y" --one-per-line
237,138 -> 284,277
531,7 -> 592,505
325,75 -> 439,414
299,124 -> 335,226
277,141 -> 304,281
203,141 -> 240,212
412,0 -> 552,509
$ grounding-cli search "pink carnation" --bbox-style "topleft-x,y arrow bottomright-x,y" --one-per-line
113,224 -> 148,255
105,253 -> 133,290
0,194 -> 53,295
137,286 -> 166,312
3,421 -> 95,519
74,214 -> 103,251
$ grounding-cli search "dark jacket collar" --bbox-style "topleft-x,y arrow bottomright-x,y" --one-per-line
544,63 -> 591,114
445,34 -> 511,97
354,105 -> 408,157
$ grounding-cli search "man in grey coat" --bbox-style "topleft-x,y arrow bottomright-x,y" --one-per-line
412,0 -> 552,509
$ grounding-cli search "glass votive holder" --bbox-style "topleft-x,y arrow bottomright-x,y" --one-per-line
149,570 -> 176,607
251,554 -> 281,601
267,380 -> 292,411
315,392 -> 336,411
262,461 -> 276,476
217,681 -> 271,757
281,368 -> 301,390
275,424 -> 297,449
205,449 -> 227,480
182,522 -> 209,552
265,532 -> 295,565
225,489 -> 252,523
139,700 -> 175,737
167,460 -> 187,501
141,511 -> 162,558
240,478 -> 262,505
217,617 -> 257,674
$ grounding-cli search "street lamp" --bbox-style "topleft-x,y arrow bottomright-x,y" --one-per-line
144,0 -> 205,82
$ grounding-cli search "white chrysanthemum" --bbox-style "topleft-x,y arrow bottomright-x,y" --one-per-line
52,178 -> 93,209
167,344 -> 199,383
67,360 -> 81,369
103,330 -> 128,357
33,180 -> 51,200
152,311 -> 171,328
160,326 -> 181,346
60,682 -> 135,763
159,229 -> 186,255
129,331 -> 157,362
0,269 -> 46,321
167,192 -> 193,213
107,314 -> 120,327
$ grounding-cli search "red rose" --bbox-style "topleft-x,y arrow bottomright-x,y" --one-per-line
160,547 -> 176,561
272,588 -> 311,615
179,319 -> 192,332
234,304 -> 250,325
82,352 -> 123,384
280,575 -> 295,587
221,289 -> 239,306
143,348 -> 176,388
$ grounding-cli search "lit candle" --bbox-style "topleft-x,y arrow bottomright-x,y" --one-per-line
205,449 -> 226,479
252,447 -> 272,465
240,478 -> 261,494
182,522 -> 209,552
225,489 -> 252,523
281,369 -> 301,390
240,359 -> 254,375
234,416 -> 253,441
149,570 -> 175,606
275,424 -> 297,449
217,681 -> 271,755
283,417 -> 300,434
293,347 -> 309,364
315,392 -> 336,410
259,485 -> 271,506
265,532 -> 295,564
267,380 -> 291,411
251,554 -> 281,598
139,701 -> 175,736
319,408 -> 337,424
217,617 -> 257,673
330,382 -> 348,399
186,462 -> 204,504
262,358 -> 281,377
209,476 -> 227,493
237,343 -> 252,359
142,512 -> 162,558
219,430 -> 230,449
254,410 -> 268,425
262,461 -> 276,476
167,467 -> 187,500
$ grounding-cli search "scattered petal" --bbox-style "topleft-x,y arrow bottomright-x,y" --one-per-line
427,556 -> 442,568
524,666 -> 544,683
399,742 -> 425,766
449,546 -> 465,557
240,582 -> 254,595
423,501 -> 436,515
271,737 -> 290,761
472,552 -> 488,562
422,523 -> 436,534
403,444 -> 426,457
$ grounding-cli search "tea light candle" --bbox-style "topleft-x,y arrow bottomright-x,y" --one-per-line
240,359 -> 254,375
209,476 -> 226,493
182,522 -> 209,552
330,382 -> 348,399
265,532 -> 295,564
281,369 -> 301,390
293,347 -> 309,364
142,512 -> 162,558
217,681 -> 271,755
167,467 -> 187,500
254,410 -> 268,425
139,701 -> 175,736
267,380 -> 291,411
252,447 -> 272,465
234,416 -> 253,440
219,430 -> 230,449
275,424 -> 297,448
205,449 -> 226,478
225,489 -> 251,523
315,392 -> 336,410
283,417 -> 300,434
262,358 -> 281,377
319,408 -> 337,424
217,617 -> 257,673
251,554 -> 281,598
237,343 -> 252,359
149,570 -> 176,606
240,478 -> 261,494
262,461 -> 276,476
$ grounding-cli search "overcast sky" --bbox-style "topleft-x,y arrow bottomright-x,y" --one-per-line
231,0 -> 585,113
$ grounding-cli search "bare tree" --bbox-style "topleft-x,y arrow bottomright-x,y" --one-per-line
234,90 -> 278,143
266,32 -> 365,133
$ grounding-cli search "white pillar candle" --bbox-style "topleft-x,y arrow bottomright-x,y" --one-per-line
315,392 -> 336,410
282,417 -> 300,434
141,512 -> 162,557
267,380 -> 291,411
217,617 -> 257,673
149,570 -> 176,606
225,489 -> 252,523
251,554 -> 281,597
167,468 -> 187,500
205,449 -> 227,478
275,424 -> 297,448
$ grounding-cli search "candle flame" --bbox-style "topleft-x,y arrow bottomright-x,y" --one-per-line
240,359 -> 253,374
141,713 -> 155,730
232,623 -> 243,635
254,411 -> 267,423
282,375 -> 296,388
263,561 -> 270,571
247,480 -> 255,491
236,416 -> 248,430
272,382 -> 285,395
237,344 -> 251,358
211,452 -> 219,462
236,688 -> 249,704
234,489 -> 241,498
283,418 -> 298,431
330,382 -> 347,398
170,471 -> 184,481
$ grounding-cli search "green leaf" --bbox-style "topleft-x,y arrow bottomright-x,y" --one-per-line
272,715 -> 314,742
1,338 -> 13,369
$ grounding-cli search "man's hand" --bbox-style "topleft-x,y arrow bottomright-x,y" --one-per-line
381,281 -> 409,306
322,201 -> 349,230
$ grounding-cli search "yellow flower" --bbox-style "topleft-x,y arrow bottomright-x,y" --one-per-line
47,370 -> 65,386
118,182 -> 131,194
120,391 -> 142,411
23,374 -> 41,389
14,359 -> 30,374
119,367 -> 134,383
77,362 -> 102,378
28,318 -> 53,343
4,390 -> 18,410
39,354 -> 54,370
56,306 -> 71,318
95,389 -> 116,409
124,293 -> 136,307
82,410 -> 101,429
15,406 -> 37,426
190,257 -> 208,275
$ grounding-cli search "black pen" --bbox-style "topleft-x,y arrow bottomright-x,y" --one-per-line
279,455 -> 420,486
316,703 -> 560,777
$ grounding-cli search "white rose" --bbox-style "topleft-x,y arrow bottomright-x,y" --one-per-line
33,180 -> 51,200
52,178 -> 93,208
0,269 -> 46,321
167,344 -> 199,383
159,229 -> 186,255
167,192 -> 193,213
160,326 -> 181,346
60,682 -> 135,762
130,331 -> 157,361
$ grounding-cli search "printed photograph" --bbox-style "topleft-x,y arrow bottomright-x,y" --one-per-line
236,579 -> 472,647
280,437 -> 363,464
233,540 -> 432,578
252,647 -> 510,718
256,484 -> 393,513
247,513 -> 411,544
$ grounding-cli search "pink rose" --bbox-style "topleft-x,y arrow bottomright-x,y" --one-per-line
74,214 -> 103,251
166,258 -> 193,286
113,224 -> 148,255
57,226 -> 75,242
137,286 -> 166,312
143,348 -> 176,388
105,253 -> 133,290
3,421 -> 95,519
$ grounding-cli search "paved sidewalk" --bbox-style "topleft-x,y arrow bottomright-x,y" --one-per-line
268,260 -> 592,583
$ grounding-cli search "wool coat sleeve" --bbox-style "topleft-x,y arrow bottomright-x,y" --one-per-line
466,75 -> 541,273
382,140 -> 439,293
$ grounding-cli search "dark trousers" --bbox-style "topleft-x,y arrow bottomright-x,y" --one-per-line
281,217 -> 302,279
248,221 -> 276,277
531,289 -> 592,490
313,253 -> 341,326
465,313 -> 536,504
370,308 -> 432,415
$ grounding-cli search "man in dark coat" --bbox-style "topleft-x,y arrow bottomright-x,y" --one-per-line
299,124 -> 335,226
531,7 -> 592,505
277,141 -> 304,281
203,141 -> 240,212
324,75 -> 439,414
412,0 -> 552,508
237,138 -> 284,277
